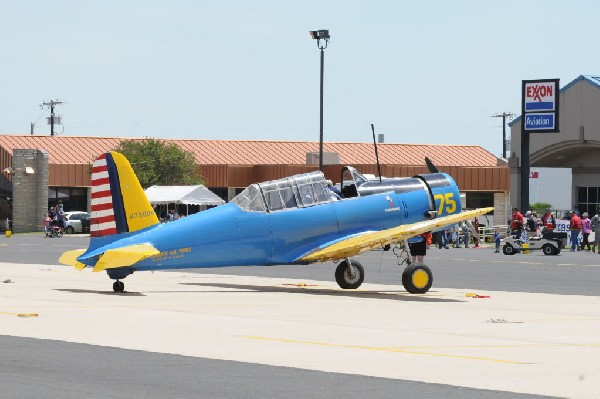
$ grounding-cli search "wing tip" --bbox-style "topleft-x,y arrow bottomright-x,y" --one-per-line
58,249 -> 87,269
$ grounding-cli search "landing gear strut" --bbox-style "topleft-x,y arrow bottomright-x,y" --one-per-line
113,280 -> 125,293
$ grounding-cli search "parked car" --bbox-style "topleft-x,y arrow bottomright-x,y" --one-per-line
63,211 -> 91,234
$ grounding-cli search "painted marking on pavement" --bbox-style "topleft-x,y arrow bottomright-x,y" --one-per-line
0,311 -> 39,317
245,336 -> 528,365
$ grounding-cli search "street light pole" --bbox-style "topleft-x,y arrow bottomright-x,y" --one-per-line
310,29 -> 330,171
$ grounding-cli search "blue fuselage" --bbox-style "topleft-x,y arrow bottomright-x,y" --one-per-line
86,173 -> 461,272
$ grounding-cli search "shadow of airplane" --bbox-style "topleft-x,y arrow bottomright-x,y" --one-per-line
180,282 -> 464,303
55,289 -> 145,297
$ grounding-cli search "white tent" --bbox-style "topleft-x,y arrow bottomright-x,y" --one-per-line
144,185 -> 225,206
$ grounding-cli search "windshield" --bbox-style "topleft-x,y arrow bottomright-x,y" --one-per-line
231,184 -> 266,212
231,171 -> 331,212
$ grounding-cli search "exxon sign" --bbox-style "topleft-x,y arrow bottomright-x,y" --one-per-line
524,81 -> 557,112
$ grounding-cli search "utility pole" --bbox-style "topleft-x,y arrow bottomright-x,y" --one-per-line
41,100 -> 63,136
492,112 -> 515,159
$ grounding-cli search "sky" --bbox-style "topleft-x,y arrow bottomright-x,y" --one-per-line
1,1 -> 599,158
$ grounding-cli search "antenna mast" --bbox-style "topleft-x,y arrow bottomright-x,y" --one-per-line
371,124 -> 382,183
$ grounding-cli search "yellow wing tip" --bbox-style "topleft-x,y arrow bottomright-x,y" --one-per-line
59,249 -> 87,269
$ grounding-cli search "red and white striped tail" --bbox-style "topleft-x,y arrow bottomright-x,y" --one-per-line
90,154 -> 118,237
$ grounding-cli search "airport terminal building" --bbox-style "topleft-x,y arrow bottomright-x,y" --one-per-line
0,135 -> 509,232
509,75 -> 600,215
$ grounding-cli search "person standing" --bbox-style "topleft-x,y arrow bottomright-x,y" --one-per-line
408,232 -> 432,264
472,217 -> 480,247
493,229 -> 501,253
591,211 -> 600,253
568,211 -> 582,251
581,212 -> 592,251
461,221 -> 470,248
542,208 -> 556,232
437,229 -> 449,249
511,207 -> 524,236
41,212 -> 51,237
451,224 -> 461,248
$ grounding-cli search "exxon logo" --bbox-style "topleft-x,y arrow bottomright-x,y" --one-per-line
525,82 -> 556,112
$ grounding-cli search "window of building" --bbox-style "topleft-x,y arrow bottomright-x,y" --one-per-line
577,186 -> 599,216
48,187 -> 88,211
465,192 -> 494,210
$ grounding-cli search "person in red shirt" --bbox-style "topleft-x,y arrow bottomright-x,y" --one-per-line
569,211 -> 582,251
510,207 -> 524,236
542,208 -> 556,231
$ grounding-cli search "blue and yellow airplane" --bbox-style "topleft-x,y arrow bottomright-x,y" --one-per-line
59,151 -> 492,294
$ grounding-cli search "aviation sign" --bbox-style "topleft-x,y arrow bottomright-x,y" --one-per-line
521,79 -> 560,133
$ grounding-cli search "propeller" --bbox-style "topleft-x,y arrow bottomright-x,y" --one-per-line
425,157 -> 440,173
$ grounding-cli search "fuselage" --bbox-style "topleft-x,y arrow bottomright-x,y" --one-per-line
84,172 -> 461,272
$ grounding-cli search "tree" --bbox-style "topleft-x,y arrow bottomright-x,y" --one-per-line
113,139 -> 204,188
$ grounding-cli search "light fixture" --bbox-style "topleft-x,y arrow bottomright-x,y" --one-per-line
309,30 -> 330,44
2,167 -> 35,174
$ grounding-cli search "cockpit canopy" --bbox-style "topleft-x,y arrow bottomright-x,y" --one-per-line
232,171 -> 331,212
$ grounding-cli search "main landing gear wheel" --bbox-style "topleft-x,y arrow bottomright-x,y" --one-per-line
335,259 -> 364,289
113,280 -> 125,293
503,244 -> 516,255
402,264 -> 433,294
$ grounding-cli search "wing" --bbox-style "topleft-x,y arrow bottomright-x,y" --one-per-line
297,207 -> 494,263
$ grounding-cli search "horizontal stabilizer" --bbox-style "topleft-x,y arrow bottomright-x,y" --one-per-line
58,249 -> 88,270
299,207 -> 494,263
92,244 -> 160,273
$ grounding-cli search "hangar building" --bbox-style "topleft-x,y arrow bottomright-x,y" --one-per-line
0,135 -> 508,232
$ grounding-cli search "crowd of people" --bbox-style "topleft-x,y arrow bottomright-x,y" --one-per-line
510,206 -> 600,253
41,201 -> 66,237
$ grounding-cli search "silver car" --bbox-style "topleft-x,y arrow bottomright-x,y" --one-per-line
63,211 -> 91,234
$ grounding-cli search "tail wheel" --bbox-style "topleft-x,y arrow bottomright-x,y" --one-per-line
335,260 -> 364,289
113,280 -> 125,293
503,244 -> 516,255
402,264 -> 433,294
542,244 -> 555,256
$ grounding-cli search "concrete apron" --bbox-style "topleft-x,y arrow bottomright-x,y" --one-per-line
1,262 -> 599,399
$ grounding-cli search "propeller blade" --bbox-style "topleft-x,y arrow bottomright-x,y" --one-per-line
425,157 -> 440,173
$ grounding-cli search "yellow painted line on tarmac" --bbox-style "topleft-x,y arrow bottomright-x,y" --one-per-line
244,336 -> 528,364
0,311 -> 39,318
387,342 -> 600,350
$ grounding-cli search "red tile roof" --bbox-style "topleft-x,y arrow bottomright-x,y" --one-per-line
0,135 -> 499,167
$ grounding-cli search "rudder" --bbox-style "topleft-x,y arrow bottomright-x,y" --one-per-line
90,151 -> 159,237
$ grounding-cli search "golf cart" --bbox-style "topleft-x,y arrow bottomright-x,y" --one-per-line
502,230 -> 567,255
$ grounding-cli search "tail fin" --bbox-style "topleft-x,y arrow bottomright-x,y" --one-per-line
90,151 -> 159,237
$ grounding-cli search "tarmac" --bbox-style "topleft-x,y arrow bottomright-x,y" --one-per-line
1,260 -> 599,398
